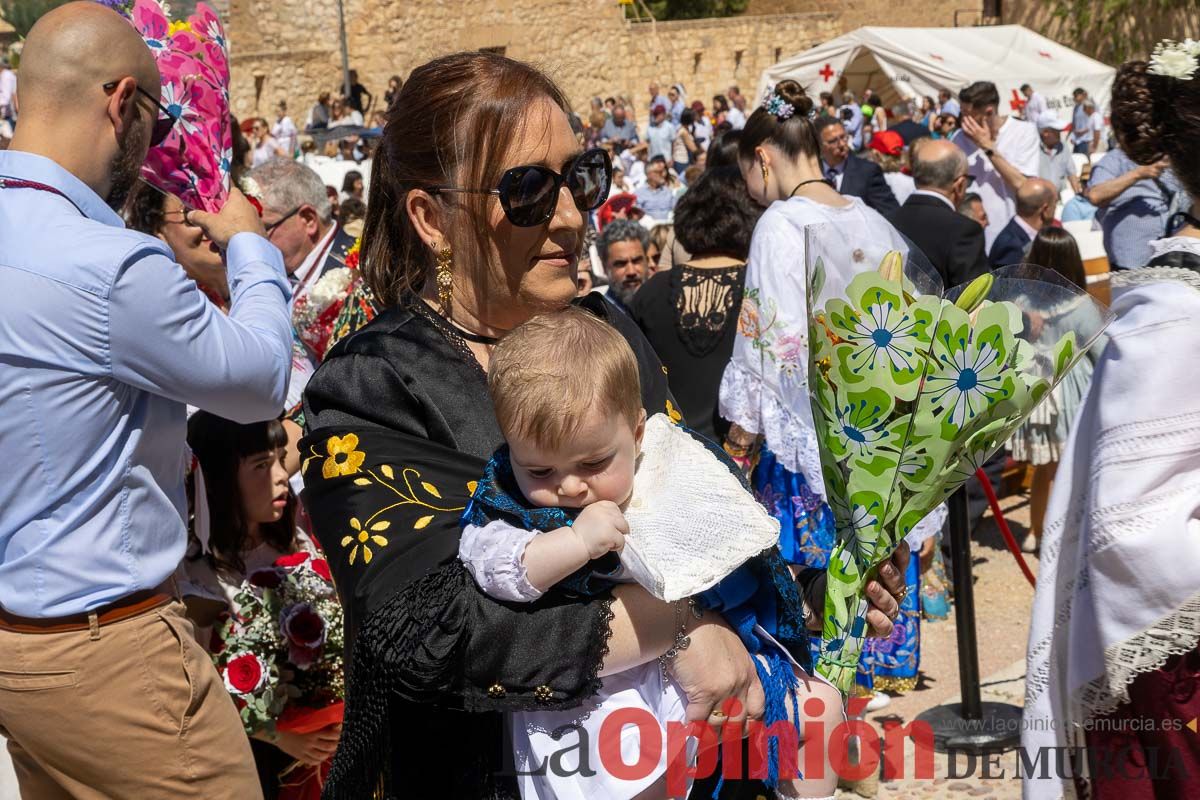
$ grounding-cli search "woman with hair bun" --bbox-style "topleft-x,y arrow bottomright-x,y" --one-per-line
719,79 -> 936,711
1024,41 -> 1200,800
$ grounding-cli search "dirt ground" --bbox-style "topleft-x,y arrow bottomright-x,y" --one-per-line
840,492 -> 1039,799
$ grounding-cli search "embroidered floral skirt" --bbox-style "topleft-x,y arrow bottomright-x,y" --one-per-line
752,446 -> 921,695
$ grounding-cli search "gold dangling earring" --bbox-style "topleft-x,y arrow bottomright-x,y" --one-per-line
760,159 -> 769,188
434,243 -> 454,318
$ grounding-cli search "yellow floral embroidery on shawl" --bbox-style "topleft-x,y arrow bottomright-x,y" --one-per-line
304,437 -> 475,566
320,434 -> 366,478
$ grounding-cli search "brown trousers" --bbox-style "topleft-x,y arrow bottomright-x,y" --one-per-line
0,601 -> 262,799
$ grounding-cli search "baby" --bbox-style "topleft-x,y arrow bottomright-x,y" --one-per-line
458,307 -> 842,800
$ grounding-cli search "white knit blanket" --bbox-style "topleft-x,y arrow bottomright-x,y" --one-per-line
620,414 -> 781,601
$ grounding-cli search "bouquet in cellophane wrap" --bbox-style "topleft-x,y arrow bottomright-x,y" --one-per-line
212,551 -> 345,797
806,225 -> 1113,693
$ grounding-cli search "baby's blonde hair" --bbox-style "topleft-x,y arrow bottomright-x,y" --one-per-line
489,307 -> 642,451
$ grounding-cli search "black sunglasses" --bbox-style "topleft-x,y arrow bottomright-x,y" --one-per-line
102,80 -> 179,147
429,148 -> 612,227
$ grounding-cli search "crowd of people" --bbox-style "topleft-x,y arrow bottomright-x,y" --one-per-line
1,3 -> 1199,799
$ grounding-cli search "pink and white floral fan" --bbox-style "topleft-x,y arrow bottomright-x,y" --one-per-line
103,0 -> 232,212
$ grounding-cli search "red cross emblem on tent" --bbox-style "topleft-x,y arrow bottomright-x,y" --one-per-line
819,63 -> 835,82
1009,89 -> 1026,112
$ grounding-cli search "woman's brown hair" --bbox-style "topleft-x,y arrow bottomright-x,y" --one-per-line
1026,226 -> 1087,291
361,52 -> 572,308
1110,59 -> 1200,201
737,79 -> 820,164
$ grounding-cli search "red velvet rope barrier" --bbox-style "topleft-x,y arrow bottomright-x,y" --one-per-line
974,468 -> 1038,588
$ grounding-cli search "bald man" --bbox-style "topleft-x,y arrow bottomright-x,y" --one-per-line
0,4 -> 290,797
989,178 -> 1058,268
889,138 -> 990,288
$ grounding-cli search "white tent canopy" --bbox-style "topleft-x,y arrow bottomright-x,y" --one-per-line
759,25 -> 1115,124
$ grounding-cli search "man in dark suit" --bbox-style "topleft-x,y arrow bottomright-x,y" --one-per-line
815,115 -> 899,214
888,138 -> 989,288
888,101 -> 932,146
988,178 -> 1057,268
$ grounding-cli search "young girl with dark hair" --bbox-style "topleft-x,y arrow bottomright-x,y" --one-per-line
1024,41 -> 1200,800
179,412 -> 340,793
1007,226 -> 1093,553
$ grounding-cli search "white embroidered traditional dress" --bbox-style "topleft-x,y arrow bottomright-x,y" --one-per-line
720,196 -> 901,491
718,194 -> 946,546
1023,239 -> 1200,800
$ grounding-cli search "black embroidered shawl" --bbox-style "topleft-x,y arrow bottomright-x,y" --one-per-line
300,294 -> 680,798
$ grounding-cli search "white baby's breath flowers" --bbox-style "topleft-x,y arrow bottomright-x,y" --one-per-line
1149,39 -> 1200,81
239,176 -> 263,200
309,268 -> 353,310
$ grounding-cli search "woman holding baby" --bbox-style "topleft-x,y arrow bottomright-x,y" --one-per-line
300,52 -> 909,799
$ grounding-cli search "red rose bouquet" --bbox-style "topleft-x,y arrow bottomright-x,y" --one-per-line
212,551 -> 345,737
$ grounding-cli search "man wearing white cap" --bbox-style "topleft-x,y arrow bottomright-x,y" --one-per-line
1037,113 -> 1081,195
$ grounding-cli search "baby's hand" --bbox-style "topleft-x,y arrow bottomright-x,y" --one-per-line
571,501 -> 629,560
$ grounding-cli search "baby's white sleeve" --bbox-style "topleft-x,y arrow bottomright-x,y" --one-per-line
458,519 -> 545,602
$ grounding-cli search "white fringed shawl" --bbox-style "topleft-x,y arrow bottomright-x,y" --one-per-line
1023,277 -> 1200,800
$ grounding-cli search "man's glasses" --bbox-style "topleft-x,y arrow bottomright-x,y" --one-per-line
102,80 -> 178,147
428,148 -> 612,228
264,206 -> 303,237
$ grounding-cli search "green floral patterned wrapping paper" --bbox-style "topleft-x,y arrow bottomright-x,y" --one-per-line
805,227 -> 1114,694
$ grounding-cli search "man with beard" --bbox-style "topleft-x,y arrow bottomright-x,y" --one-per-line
0,4 -> 291,797
597,218 -> 650,314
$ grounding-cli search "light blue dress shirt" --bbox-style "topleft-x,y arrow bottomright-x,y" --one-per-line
0,150 -> 293,617
634,183 -> 677,221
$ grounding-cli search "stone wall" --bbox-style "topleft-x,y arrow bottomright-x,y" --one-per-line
747,0 -> 974,30
225,0 -> 1193,127
621,12 -> 841,110
226,0 -> 837,123
1005,0 -> 1199,66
